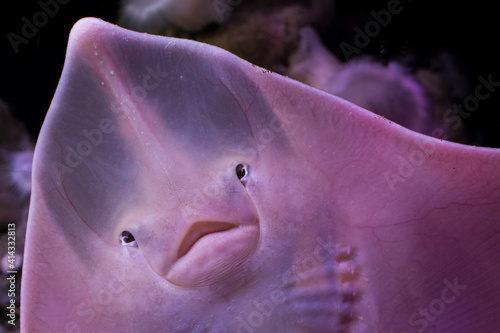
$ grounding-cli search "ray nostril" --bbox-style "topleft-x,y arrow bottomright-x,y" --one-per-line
235,163 -> 249,185
120,230 -> 138,247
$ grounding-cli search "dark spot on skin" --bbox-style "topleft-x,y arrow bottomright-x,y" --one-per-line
341,291 -> 362,303
335,247 -> 358,263
339,310 -> 358,325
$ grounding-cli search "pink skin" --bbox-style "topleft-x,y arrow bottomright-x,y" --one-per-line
21,18 -> 500,332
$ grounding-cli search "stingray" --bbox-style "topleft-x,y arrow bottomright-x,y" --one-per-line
21,18 -> 500,332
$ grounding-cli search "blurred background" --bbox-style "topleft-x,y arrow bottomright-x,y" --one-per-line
1,0 -> 499,147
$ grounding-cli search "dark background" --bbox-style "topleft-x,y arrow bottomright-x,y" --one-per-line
1,0 -> 499,147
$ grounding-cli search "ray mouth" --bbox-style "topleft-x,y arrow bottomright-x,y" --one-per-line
167,221 -> 259,287
176,221 -> 237,259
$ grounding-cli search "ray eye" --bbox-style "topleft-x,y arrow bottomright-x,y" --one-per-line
236,163 -> 249,185
120,231 -> 137,247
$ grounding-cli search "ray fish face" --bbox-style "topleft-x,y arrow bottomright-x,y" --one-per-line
21,17 -> 500,333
